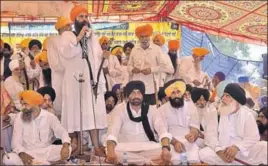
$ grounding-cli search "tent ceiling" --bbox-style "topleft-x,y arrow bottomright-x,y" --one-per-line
1,0 -> 267,45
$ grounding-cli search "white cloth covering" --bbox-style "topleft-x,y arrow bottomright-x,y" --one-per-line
9,109 -> 71,164
106,102 -> 172,165
127,42 -> 174,94
158,101 -> 200,163
46,35 -> 64,117
197,104 -> 218,149
59,31 -> 107,133
4,76 -> 24,110
105,55 -> 122,90
199,106 -> 264,165
176,56 -> 211,89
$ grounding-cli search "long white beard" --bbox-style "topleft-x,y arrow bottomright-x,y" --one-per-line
218,102 -> 236,116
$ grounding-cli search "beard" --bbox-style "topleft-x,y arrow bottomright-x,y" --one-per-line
196,103 -> 206,109
218,101 -> 236,116
42,68 -> 51,86
74,19 -> 90,34
106,104 -> 114,114
168,52 -> 177,72
257,120 -> 267,134
130,98 -> 142,106
21,109 -> 33,123
169,97 -> 184,108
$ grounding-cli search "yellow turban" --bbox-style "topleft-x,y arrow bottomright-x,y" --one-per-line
19,90 -> 44,106
20,38 -> 32,48
153,34 -> 165,46
192,47 -> 210,57
99,36 -> 109,45
42,37 -> 50,51
0,39 -> 4,49
135,24 -> 153,38
55,17 -> 72,31
168,40 -> 180,50
35,51 -> 48,64
164,80 -> 186,97
111,45 -> 123,56
69,5 -> 88,22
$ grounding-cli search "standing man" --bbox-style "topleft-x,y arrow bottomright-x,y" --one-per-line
178,47 -> 211,89
0,43 -> 12,81
47,16 -> 72,119
210,71 -> 226,102
123,42 -> 134,59
153,34 -> 168,54
59,5 -> 108,156
167,40 -> 180,82
127,24 -> 174,105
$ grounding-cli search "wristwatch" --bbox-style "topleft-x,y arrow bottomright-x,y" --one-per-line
162,145 -> 171,151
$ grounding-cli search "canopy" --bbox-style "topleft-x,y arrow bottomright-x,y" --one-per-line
1,1 -> 267,45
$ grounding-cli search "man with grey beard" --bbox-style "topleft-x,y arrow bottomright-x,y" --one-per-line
199,83 -> 267,165
190,88 -> 218,148
3,90 -> 71,165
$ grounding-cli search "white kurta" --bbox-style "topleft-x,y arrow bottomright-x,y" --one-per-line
106,55 -> 122,90
176,56 -> 211,89
59,31 -> 107,133
127,42 -> 174,94
196,104 -> 218,148
158,101 -> 200,163
4,76 -> 24,110
9,109 -> 71,164
120,65 -> 129,87
47,35 -> 64,117
106,102 -> 172,165
199,106 -> 266,165
11,51 -> 41,80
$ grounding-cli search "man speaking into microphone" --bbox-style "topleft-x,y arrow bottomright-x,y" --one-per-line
59,5 -> 109,157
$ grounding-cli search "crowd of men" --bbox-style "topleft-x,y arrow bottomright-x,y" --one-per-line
1,5 -> 267,165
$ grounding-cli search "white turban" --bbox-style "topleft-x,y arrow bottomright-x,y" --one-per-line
9,59 -> 20,71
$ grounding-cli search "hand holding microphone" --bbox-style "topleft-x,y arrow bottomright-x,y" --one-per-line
77,26 -> 92,42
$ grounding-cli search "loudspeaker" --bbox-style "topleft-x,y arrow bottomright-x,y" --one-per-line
263,53 -> 267,80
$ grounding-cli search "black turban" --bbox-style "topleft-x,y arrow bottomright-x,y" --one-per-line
124,81 -> 145,98
29,39 -> 42,50
259,106 -> 268,119
123,42 -> 134,52
158,87 -> 166,101
4,43 -> 11,52
191,88 -> 210,103
37,86 -> 56,102
105,91 -> 118,105
224,83 -> 246,105
186,84 -> 193,93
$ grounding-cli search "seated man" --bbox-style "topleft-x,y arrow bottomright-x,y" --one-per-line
184,84 -> 193,102
199,83 -> 267,165
3,90 -> 72,165
106,81 -> 172,165
191,88 -> 218,148
257,106 -> 268,141
37,86 -> 56,115
159,79 -> 200,164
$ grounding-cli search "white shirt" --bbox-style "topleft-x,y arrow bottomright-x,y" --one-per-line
107,102 -> 172,144
106,55 -> 122,90
216,106 -> 260,156
127,42 -> 174,94
197,104 -> 218,148
12,109 -> 70,154
159,101 -> 200,138
4,76 -> 24,110
177,56 -> 211,89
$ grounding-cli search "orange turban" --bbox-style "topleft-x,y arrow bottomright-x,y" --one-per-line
70,5 -> 88,22
20,38 -> 32,48
19,90 -> 44,106
55,17 -> 72,31
35,51 -> 48,64
99,36 -> 109,45
192,47 -> 210,57
153,34 -> 165,46
0,39 -> 4,49
42,37 -> 50,51
168,40 -> 180,50
135,24 -> 153,38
